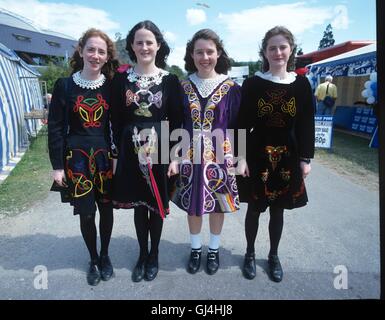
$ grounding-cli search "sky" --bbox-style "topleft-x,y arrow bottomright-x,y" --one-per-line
0,0 -> 377,68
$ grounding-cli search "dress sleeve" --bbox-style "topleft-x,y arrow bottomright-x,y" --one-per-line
235,78 -> 253,159
48,78 -> 67,170
227,82 -> 242,129
295,76 -> 315,159
165,75 -> 184,158
237,78 -> 253,131
166,74 -> 184,133
110,73 -> 125,154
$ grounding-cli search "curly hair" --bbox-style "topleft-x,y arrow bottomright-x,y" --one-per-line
184,29 -> 231,74
259,26 -> 297,72
125,20 -> 170,69
70,28 -> 120,80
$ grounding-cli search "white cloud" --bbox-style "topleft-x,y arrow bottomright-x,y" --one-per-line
164,31 -> 177,43
167,45 -> 186,69
217,2 -> 336,61
186,8 -> 206,26
332,5 -> 349,30
0,0 -> 119,40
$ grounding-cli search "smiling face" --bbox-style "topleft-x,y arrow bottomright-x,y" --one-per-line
191,38 -> 220,78
264,34 -> 293,72
79,36 -> 108,75
131,28 -> 160,67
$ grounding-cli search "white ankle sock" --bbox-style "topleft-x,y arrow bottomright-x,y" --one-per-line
190,233 -> 201,250
208,233 -> 220,251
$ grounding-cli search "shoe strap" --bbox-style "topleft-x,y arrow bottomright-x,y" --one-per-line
208,252 -> 218,260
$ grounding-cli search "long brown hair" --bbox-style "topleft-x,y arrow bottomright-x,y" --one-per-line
259,26 -> 297,72
125,20 -> 170,69
184,29 -> 231,74
70,28 -> 120,79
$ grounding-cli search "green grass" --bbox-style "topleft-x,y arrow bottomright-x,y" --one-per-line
0,127 -> 379,216
315,130 -> 379,174
0,127 -> 52,216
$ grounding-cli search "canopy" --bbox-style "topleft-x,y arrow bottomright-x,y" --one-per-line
307,43 -> 376,78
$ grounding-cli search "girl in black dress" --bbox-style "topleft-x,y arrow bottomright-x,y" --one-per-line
111,21 -> 183,282
237,26 -> 314,282
48,28 -> 119,286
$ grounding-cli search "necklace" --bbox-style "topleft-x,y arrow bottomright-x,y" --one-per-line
127,67 -> 168,89
72,71 -> 106,89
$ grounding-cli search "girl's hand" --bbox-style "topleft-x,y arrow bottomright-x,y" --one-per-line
300,161 -> 311,179
237,158 -> 250,177
167,160 -> 179,178
53,169 -> 67,187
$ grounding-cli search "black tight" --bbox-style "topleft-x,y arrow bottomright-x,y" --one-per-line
134,206 -> 163,261
245,204 -> 284,256
79,202 -> 113,261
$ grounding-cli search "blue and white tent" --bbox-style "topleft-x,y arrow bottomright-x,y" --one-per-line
0,42 -> 43,172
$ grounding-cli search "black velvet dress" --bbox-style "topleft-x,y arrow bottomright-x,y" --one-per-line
237,74 -> 315,212
111,68 -> 183,217
48,75 -> 114,215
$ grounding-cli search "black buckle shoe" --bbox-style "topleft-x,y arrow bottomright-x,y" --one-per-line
87,259 -> 101,286
144,256 -> 158,281
268,255 -> 283,282
206,250 -> 219,275
99,255 -> 114,281
242,252 -> 256,280
132,258 -> 146,282
187,248 -> 202,274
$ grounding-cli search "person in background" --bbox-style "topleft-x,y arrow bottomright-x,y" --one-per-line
172,29 -> 241,275
111,20 -> 183,282
237,26 -> 314,282
48,28 -> 119,286
314,75 -> 338,115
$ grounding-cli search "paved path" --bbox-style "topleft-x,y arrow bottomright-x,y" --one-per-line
0,161 -> 380,300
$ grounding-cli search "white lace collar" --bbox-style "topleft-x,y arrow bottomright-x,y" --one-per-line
255,71 -> 297,84
127,67 -> 169,89
72,71 -> 106,89
189,73 -> 229,98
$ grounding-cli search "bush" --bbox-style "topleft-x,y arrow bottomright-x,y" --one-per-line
39,62 -> 71,93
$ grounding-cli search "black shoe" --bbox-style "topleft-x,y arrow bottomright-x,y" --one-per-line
206,249 -> 219,275
187,248 -> 202,274
99,255 -> 114,281
242,252 -> 256,280
268,255 -> 283,282
132,258 -> 146,282
86,259 -> 101,286
144,256 -> 158,281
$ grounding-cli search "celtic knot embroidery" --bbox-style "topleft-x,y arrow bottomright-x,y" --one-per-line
265,145 -> 288,171
73,94 -> 109,128
257,89 -> 296,119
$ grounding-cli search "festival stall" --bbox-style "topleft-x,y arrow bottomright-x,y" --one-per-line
306,43 -> 377,145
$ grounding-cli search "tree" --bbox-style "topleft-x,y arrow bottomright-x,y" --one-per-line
318,24 -> 335,50
39,62 -> 71,93
231,59 -> 262,76
297,47 -> 304,55
166,65 -> 186,79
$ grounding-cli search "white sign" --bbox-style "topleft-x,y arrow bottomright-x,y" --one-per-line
315,116 -> 333,148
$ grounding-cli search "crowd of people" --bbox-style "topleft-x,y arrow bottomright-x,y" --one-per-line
48,21 -> 314,286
